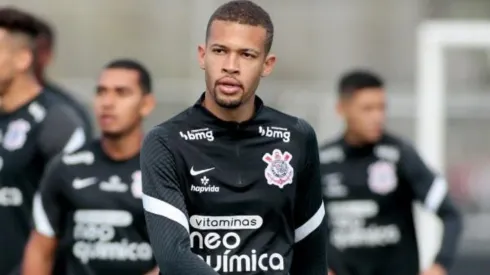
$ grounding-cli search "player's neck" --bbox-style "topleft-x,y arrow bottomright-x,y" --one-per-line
0,75 -> 42,113
203,92 -> 255,123
343,131 -> 367,147
101,130 -> 143,161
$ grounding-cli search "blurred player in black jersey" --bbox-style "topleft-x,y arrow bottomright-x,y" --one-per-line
141,1 -> 327,275
22,59 -> 158,275
23,60 -> 156,275
32,14 -> 93,138
0,8 -> 88,275
320,70 -> 462,275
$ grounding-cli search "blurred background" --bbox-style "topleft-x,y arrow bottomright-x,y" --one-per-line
3,0 -> 490,273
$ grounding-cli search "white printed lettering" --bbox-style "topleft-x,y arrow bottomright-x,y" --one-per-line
258,126 -> 290,143
180,128 -> 214,142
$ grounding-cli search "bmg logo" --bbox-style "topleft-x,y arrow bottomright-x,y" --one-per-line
180,128 -> 214,142
259,126 -> 290,143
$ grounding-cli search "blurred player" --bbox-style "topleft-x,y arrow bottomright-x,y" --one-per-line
33,15 -> 93,138
320,70 -> 463,275
140,1 -> 327,275
22,59 -> 158,275
0,8 -> 88,275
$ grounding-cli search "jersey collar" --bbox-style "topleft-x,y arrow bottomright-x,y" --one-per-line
193,92 -> 264,129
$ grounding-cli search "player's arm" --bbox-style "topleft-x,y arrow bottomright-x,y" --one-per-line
327,243 -> 351,275
290,120 -> 328,275
37,104 -> 88,159
140,128 -> 220,275
22,157 -> 64,275
398,142 -> 463,271
144,267 -> 159,275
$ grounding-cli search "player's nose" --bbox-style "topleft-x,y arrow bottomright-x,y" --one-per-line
222,55 -> 240,75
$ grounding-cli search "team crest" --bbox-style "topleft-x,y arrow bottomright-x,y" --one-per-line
262,149 -> 294,188
367,161 -> 397,195
131,170 -> 142,199
3,119 -> 31,151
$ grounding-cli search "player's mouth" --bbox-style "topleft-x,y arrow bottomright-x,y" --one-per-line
216,78 -> 243,95
99,114 -> 116,125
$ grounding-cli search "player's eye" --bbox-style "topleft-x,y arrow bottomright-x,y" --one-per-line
212,48 -> 226,54
115,88 -> 131,96
95,88 -> 105,95
241,52 -> 256,59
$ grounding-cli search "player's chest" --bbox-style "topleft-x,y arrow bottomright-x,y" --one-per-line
320,156 -> 402,202
0,116 -> 40,173
65,167 -> 143,212
177,137 -> 301,213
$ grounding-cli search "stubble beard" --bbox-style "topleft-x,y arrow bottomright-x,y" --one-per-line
212,87 -> 243,109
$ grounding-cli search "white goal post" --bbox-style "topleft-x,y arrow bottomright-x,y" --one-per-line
415,20 -> 490,270
416,20 -> 490,172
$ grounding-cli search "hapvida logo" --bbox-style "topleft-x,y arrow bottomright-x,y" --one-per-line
190,176 -> 220,193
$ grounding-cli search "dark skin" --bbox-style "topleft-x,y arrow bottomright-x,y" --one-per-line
94,68 -> 154,160
33,34 -> 52,84
0,28 -> 41,113
337,88 -> 386,145
22,68 -> 158,275
198,20 -> 276,122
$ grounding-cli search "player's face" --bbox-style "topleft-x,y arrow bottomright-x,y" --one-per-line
338,88 -> 386,143
94,68 -> 154,138
0,29 -> 19,94
198,20 -> 276,109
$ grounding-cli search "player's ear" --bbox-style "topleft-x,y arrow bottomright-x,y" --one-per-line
140,93 -> 155,117
15,49 -> 33,72
198,44 -> 206,70
261,53 -> 276,77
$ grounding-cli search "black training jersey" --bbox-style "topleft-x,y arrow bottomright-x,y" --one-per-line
319,133 -> 462,275
44,81 -> 94,139
0,90 -> 87,275
33,140 -> 155,275
141,94 -> 327,275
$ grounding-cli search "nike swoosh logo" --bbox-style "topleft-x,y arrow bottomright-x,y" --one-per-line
73,177 -> 98,189
190,167 -> 215,176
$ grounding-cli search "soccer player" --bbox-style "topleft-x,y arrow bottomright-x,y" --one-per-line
33,14 -> 94,138
320,70 -> 463,275
0,8 -> 88,275
140,1 -> 327,275
22,59 -> 158,275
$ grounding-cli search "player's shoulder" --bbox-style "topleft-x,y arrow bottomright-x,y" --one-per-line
374,132 -> 416,162
154,106 -> 195,131
377,132 -> 414,149
318,137 -> 344,164
60,140 -> 100,167
6,92 -> 72,128
260,105 -> 316,139
143,106 -> 196,147
37,90 -> 85,124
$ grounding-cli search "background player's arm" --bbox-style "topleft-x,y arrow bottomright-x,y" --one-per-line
398,142 -> 463,270
140,128 -> 220,275
144,267 -> 159,275
22,158 -> 64,275
37,104 -> 88,159
290,120 -> 328,275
